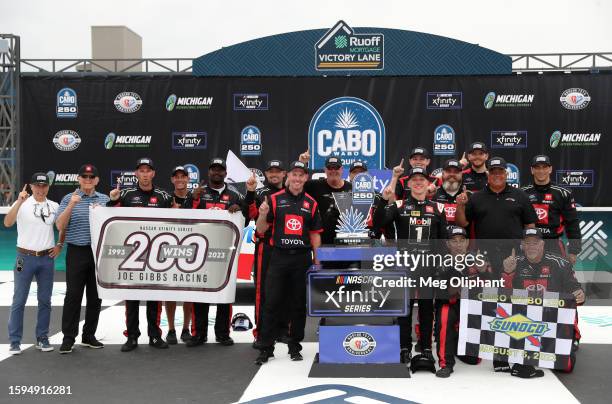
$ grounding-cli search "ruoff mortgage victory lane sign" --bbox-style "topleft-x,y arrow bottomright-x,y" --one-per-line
315,21 -> 384,70
90,207 -> 244,303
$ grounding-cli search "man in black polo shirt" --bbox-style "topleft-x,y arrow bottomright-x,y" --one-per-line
432,158 -> 463,226
461,142 -> 489,192
521,155 -> 581,264
185,157 -> 249,347
254,161 -> 322,365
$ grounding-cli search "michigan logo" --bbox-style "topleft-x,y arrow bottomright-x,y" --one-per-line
489,311 -> 549,347
308,96 -> 385,170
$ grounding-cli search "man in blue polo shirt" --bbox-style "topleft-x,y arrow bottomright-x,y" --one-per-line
55,164 -> 110,354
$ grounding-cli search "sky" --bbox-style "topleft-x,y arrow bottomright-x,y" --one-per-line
1,0 -> 611,59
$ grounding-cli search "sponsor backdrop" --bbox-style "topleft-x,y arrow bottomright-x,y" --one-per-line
21,74 -> 612,207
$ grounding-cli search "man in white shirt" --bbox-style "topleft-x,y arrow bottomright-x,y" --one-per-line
4,173 -> 63,355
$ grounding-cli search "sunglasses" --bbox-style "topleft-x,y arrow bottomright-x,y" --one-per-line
80,175 -> 96,179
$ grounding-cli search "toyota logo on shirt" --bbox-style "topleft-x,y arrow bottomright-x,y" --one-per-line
533,204 -> 549,224
444,204 -> 457,221
150,196 -> 158,205
285,215 -> 304,235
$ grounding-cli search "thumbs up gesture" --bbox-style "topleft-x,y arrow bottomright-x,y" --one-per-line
503,248 -> 517,273
70,188 -> 82,205
392,158 -> 405,178
299,148 -> 310,164
246,172 -> 257,192
109,181 -> 121,201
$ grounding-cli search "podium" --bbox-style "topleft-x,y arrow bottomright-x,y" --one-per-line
308,245 -> 411,378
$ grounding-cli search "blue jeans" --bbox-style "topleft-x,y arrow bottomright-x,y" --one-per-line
8,253 -> 55,344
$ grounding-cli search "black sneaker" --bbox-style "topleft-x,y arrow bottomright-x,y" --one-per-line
511,364 -> 545,379
436,367 -> 454,378
400,348 -> 412,365
81,336 -> 104,349
290,352 -> 303,361
186,336 -> 207,347
149,337 -> 169,349
121,338 -> 138,352
216,336 -> 234,346
59,340 -> 74,354
255,350 -> 274,365
180,329 -> 191,342
493,360 -> 512,373
166,330 -> 178,345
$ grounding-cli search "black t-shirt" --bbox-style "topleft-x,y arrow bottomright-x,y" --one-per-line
172,192 -> 190,208
304,178 -> 352,245
266,189 -> 323,249
107,185 -> 173,208
462,168 -> 488,192
465,184 -> 537,240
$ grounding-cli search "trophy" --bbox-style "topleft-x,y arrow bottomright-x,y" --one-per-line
333,173 -> 375,246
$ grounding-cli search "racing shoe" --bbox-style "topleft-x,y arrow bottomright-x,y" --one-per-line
436,367 -> 454,378
511,364 -> 545,379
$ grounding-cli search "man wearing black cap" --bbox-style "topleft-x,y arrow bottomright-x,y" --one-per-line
165,166 -> 193,344
502,228 -> 584,375
432,158 -> 464,226
394,147 -> 441,201
373,166 -> 447,369
254,161 -> 323,365
56,164 -> 109,354
461,142 -> 489,192
185,157 -> 249,348
296,153 -> 351,248
107,158 -> 173,352
247,160 -> 287,345
522,155 -> 581,264
5,173 -> 63,355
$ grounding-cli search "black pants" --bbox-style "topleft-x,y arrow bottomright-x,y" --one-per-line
125,300 -> 162,338
399,298 -> 434,350
192,303 -> 231,339
259,248 -> 312,353
435,300 -> 460,369
62,244 -> 101,343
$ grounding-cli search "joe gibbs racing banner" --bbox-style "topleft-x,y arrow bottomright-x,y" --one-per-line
90,207 -> 245,303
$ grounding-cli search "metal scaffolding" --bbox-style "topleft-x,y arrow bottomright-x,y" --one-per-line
509,52 -> 612,72
0,35 -> 19,206
19,58 -> 193,73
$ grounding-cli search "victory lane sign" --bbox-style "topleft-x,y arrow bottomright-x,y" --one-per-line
90,207 -> 244,303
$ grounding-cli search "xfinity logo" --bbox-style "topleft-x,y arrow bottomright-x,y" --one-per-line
233,94 -> 269,111
556,170 -> 594,188
491,131 -> 528,148
172,132 -> 207,150
325,285 -> 390,308
426,92 -> 462,110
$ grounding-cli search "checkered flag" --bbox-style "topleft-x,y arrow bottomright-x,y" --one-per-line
458,287 -> 577,370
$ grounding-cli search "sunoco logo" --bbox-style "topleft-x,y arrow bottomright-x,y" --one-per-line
104,132 -> 151,149
114,92 -> 142,113
556,170 -> 594,188
560,88 -> 591,110
309,96 -> 385,169
549,130 -> 600,148
426,92 -> 462,110
52,130 -> 81,151
484,92 -> 534,109
172,132 -> 207,150
343,332 -> 376,356
56,88 -> 77,118
489,310 -> 549,346
166,94 -> 213,111
233,93 -> 269,111
46,171 -> 78,186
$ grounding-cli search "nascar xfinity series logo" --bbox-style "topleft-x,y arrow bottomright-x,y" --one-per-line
343,332 -> 376,356
233,94 -> 269,111
426,92 -> 462,110
309,96 -> 385,169
560,88 -> 591,110
556,170 -> 594,188
166,94 -> 213,111
52,130 -> 81,151
491,131 -> 528,148
489,307 -> 549,347
433,124 -> 456,155
104,132 -> 151,149
114,92 -> 142,113
172,132 -> 207,150
56,88 -> 77,118
549,130 -> 601,148
110,170 -> 138,188
484,92 -> 534,109
315,21 -> 383,71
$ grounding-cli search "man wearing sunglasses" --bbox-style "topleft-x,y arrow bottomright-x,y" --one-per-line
4,173 -> 63,355
56,164 -> 110,354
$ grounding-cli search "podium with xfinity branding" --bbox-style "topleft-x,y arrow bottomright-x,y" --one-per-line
307,173 -> 411,377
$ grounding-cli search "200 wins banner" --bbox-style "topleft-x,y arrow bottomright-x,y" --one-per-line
90,207 -> 245,303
